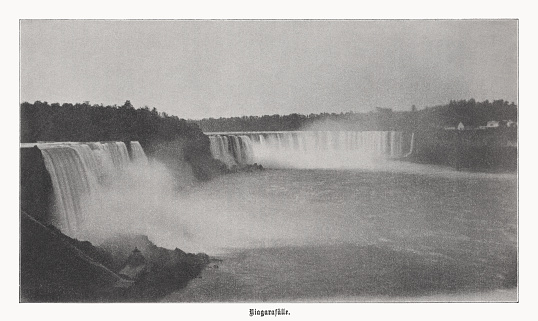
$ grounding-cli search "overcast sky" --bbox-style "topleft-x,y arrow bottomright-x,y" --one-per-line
20,20 -> 517,119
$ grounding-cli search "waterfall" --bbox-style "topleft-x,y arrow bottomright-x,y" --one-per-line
207,131 -> 411,169
31,141 -> 149,237
130,141 -> 148,164
405,132 -> 415,157
104,142 -> 131,170
38,145 -> 99,234
208,135 -> 254,167
239,135 -> 254,164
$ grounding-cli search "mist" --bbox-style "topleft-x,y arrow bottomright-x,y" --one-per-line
249,120 -> 410,170
77,134 -> 514,256
77,158 -> 332,254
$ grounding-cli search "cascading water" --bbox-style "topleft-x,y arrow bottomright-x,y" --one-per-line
209,135 -> 254,167
405,132 -> 415,157
85,142 -> 132,183
239,135 -> 254,164
130,141 -> 149,165
31,141 -> 149,237
104,142 -> 131,171
39,145 -> 99,234
208,131 -> 412,169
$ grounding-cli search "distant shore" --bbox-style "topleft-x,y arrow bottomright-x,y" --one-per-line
406,128 -> 517,173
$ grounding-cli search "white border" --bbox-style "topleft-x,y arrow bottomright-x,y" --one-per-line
5,1 -> 536,320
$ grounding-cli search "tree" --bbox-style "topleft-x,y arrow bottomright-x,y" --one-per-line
122,100 -> 134,109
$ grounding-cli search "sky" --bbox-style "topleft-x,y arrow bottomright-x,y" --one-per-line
20,20 -> 517,119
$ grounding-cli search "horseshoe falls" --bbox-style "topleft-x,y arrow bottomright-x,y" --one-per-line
207,131 -> 411,169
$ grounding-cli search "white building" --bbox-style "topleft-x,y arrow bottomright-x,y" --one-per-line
486,121 -> 500,128
444,122 -> 465,130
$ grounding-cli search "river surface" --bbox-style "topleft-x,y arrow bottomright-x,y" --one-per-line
162,163 -> 517,302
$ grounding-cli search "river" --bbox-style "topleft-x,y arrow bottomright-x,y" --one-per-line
162,164 -> 517,302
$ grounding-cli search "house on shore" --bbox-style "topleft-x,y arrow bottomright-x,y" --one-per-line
478,120 -> 517,129
119,247 -> 148,281
486,120 -> 500,128
444,122 -> 465,130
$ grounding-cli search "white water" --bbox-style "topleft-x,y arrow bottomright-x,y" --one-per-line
26,136 -> 517,301
208,131 -> 410,169
209,135 -> 239,167
20,128 -> 520,304
162,168 -> 516,301
35,141 -> 147,237
39,146 -> 99,233
130,141 -> 149,165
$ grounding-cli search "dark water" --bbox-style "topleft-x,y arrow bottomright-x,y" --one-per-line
163,164 -> 517,302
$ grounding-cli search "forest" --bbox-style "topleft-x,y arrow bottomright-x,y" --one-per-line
20,98 -> 518,174
21,99 -> 518,143
193,99 -> 517,132
20,100 -> 226,180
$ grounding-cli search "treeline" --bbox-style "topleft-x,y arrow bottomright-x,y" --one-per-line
408,129 -> 517,172
193,99 -> 517,132
20,100 -> 226,180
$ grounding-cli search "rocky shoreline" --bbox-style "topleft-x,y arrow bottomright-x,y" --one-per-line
227,162 -> 264,173
20,211 -> 210,302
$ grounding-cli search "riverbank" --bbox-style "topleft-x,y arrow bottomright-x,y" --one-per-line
407,128 -> 517,173
20,211 -> 210,302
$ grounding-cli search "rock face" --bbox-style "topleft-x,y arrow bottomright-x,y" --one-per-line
98,234 -> 210,301
21,215 -> 210,302
409,129 -> 517,172
228,163 -> 265,173
20,146 -> 54,224
119,248 -> 148,281
20,211 -> 131,302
